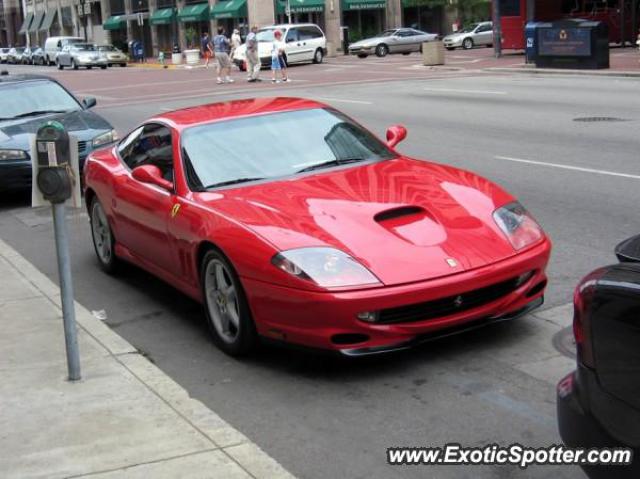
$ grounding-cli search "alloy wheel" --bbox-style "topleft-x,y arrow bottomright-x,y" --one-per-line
204,259 -> 240,344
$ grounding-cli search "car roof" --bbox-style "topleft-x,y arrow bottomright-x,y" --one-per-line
0,73 -> 58,85
154,97 -> 328,129
263,23 -> 320,29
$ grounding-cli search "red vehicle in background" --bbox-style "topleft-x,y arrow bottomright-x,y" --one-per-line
498,0 -> 637,50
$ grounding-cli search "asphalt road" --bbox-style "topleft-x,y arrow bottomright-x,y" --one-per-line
2,63 -> 639,478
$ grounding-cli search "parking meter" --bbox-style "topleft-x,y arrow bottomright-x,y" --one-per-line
35,121 -> 73,204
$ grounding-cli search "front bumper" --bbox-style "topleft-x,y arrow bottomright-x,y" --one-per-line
76,58 -> 108,66
0,162 -> 32,192
349,46 -> 374,55
557,370 -> 639,478
443,38 -> 462,48
243,238 -> 550,353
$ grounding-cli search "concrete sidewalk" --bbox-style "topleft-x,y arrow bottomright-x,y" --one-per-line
0,238 -> 294,479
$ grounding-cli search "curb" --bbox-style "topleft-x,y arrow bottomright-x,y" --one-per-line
485,66 -> 640,78
0,237 -> 294,479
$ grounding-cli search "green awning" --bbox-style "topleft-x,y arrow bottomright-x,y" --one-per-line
18,13 -> 33,35
211,0 -> 247,19
28,11 -> 45,32
402,0 -> 433,6
342,0 -> 386,10
276,0 -> 324,15
177,3 -> 209,22
39,10 -> 57,31
150,8 -> 176,25
103,15 -> 127,30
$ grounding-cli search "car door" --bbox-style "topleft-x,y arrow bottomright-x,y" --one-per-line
58,45 -> 70,66
112,123 -> 177,273
284,27 -> 304,64
475,23 -> 493,46
386,30 -> 406,53
296,26 -> 320,61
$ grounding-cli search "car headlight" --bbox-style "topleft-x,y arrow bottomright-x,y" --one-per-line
0,149 -> 28,161
92,129 -> 118,147
272,247 -> 381,288
493,201 -> 544,250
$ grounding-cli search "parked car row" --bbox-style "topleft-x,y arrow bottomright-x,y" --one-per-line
0,36 -> 128,69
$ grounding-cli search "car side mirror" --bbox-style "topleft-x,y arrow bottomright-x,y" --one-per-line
82,97 -> 97,109
132,165 -> 173,192
386,125 -> 407,148
615,234 -> 640,263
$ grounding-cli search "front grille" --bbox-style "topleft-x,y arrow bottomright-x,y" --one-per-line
378,276 -> 521,324
78,140 -> 88,153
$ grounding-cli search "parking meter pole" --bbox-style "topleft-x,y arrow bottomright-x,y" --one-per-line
492,0 -> 502,58
52,202 -> 81,381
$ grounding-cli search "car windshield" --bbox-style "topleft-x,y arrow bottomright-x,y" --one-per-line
1,48 -> 9,53
15,47 -> 25,53
256,28 -> 279,42
0,80 -> 81,120
99,45 -> 117,51
376,30 -> 397,37
73,44 -> 96,51
460,23 -> 481,33
181,108 -> 395,190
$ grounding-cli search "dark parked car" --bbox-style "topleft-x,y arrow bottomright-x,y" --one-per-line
0,74 -> 117,193
557,234 -> 640,478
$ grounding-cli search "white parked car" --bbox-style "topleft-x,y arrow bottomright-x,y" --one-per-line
0,48 -> 10,63
56,43 -> 108,70
443,22 -> 493,50
232,23 -> 326,70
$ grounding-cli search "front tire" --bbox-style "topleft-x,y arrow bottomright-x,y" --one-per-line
402,51 -> 411,55
90,198 -> 119,274
445,46 -> 455,51
57,60 -> 63,70
120,63 -> 126,67
201,249 -> 256,356
375,44 -> 388,57
72,59 -> 78,70
462,38 -> 474,50
100,65 -> 107,69
312,48 -> 323,64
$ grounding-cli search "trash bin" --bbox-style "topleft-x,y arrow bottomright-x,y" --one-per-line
340,26 -> 349,55
422,41 -> 445,66
533,19 -> 609,69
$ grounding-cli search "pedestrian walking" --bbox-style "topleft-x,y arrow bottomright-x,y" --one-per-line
213,27 -> 233,84
271,30 -> 289,83
231,28 -> 242,62
201,32 -> 213,68
246,25 -> 261,82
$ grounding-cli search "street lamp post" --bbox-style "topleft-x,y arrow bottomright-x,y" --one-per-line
80,0 -> 88,41
286,0 -> 292,24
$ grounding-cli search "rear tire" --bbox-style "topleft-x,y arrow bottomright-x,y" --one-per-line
89,198 -> 119,274
312,48 -> 323,64
201,249 -> 257,356
100,65 -> 107,69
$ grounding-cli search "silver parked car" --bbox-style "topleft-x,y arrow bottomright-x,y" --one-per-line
97,45 -> 128,67
443,21 -> 493,50
349,28 -> 438,58
56,43 -> 108,70
7,47 -> 26,64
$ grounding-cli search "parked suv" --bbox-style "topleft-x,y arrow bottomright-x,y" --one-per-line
232,23 -> 326,70
443,21 -> 493,50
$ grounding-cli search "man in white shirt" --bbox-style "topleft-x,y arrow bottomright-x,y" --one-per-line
246,26 -> 261,82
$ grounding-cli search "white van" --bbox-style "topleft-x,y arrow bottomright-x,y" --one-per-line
232,24 -> 326,70
44,36 -> 84,65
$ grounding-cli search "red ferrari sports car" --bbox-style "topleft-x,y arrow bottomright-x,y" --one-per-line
84,97 -> 551,356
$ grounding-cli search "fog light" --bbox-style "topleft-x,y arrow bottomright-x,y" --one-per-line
356,311 -> 378,323
516,271 -> 534,287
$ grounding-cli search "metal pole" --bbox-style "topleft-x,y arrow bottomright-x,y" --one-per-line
633,0 -> 638,48
52,203 -> 81,381
493,0 -> 502,58
621,0 -> 626,46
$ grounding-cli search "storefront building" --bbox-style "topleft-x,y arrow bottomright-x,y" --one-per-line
9,0 -> 474,57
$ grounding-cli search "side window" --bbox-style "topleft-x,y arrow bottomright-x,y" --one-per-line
57,40 -> 62,49
285,28 -> 298,43
298,27 -> 323,40
118,124 -> 174,181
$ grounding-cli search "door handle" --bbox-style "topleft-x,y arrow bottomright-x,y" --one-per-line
297,43 -> 301,46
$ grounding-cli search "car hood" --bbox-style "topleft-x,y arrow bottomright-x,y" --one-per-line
444,33 -> 465,40
195,158 -> 520,286
0,110 -> 112,152
349,38 -> 382,48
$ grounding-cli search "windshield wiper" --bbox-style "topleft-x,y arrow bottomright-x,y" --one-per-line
296,157 -> 367,174
204,177 -> 265,189
6,109 -> 72,120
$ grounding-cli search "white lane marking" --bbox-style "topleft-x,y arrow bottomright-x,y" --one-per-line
75,93 -> 118,100
423,87 -> 507,95
494,156 -> 640,180
313,97 -> 372,105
